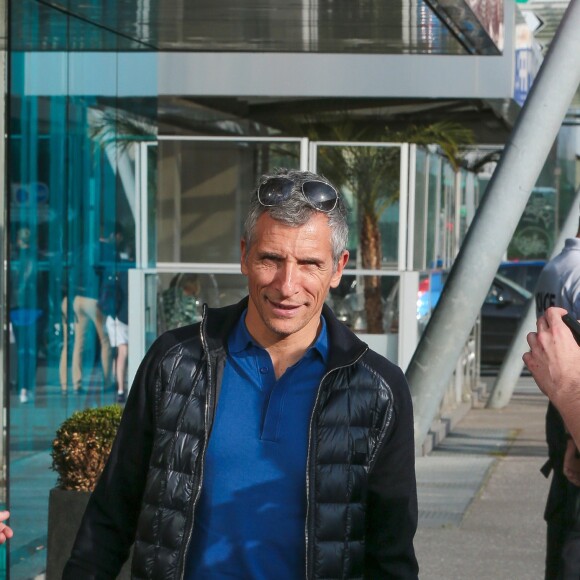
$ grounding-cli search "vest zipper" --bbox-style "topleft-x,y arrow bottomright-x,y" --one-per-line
177,309 -> 216,580
304,347 -> 368,579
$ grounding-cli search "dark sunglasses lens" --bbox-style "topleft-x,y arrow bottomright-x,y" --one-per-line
258,178 -> 294,206
302,181 -> 338,211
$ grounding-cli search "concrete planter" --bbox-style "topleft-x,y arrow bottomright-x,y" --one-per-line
46,488 -> 132,580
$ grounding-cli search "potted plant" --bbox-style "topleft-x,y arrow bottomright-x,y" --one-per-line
46,405 -> 131,579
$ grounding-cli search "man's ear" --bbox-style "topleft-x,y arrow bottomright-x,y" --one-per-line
240,239 -> 248,276
330,250 -> 349,288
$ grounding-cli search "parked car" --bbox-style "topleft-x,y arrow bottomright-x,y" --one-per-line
496,259 -> 546,293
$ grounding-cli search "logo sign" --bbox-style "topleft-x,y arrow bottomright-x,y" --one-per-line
11,182 -> 49,205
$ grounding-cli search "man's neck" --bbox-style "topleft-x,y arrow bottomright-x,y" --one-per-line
247,318 -> 322,380
266,333 -> 318,379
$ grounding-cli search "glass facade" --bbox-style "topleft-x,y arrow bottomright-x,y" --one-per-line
7,1 -> 156,576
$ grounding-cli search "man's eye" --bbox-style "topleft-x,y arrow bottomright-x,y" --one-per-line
261,256 -> 278,265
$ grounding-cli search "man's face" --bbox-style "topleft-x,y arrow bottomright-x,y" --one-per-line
241,212 -> 348,346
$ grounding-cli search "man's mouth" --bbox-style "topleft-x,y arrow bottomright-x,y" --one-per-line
267,299 -> 302,312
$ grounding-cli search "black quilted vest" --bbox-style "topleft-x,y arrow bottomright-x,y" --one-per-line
131,299 -> 396,580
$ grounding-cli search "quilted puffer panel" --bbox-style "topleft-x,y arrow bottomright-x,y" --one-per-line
137,499 -> 186,547
317,424 -> 370,465
134,337 -> 211,579
162,470 -> 193,511
313,540 -> 366,580
132,540 -> 181,580
316,502 -> 350,540
310,360 -> 394,579
317,387 -> 377,429
317,464 -> 367,503
315,501 -> 366,542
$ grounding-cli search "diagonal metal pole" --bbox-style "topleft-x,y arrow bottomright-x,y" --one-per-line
486,185 -> 580,409
406,0 -> 580,449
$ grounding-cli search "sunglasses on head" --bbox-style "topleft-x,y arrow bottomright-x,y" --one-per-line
257,177 -> 338,213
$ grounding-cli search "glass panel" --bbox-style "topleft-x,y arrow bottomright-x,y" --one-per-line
327,272 -> 399,335
459,170 -> 476,245
146,144 -> 158,268
144,271 -> 400,360
439,161 -> 456,268
144,272 -> 248,350
426,154 -> 441,268
412,148 -> 429,270
156,140 -> 301,264
508,186 -> 557,260
458,169 -> 468,244
362,269 -> 448,342
8,2 -> 157,577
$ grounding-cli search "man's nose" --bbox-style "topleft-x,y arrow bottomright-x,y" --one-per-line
275,262 -> 298,295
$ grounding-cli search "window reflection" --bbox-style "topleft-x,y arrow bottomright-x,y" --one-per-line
8,2 -> 157,577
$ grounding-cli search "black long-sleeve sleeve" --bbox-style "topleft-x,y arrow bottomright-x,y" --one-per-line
364,362 -> 419,579
62,332 -> 176,579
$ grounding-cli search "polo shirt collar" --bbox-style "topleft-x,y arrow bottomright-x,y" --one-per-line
229,308 -> 329,363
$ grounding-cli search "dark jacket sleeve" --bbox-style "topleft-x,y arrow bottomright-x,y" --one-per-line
364,360 -> 419,579
544,402 -> 570,521
62,333 -> 174,579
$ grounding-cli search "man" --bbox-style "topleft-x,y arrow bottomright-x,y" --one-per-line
64,169 -> 419,579
532,230 -> 580,580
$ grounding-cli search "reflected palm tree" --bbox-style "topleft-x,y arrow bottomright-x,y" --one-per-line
88,106 -> 157,224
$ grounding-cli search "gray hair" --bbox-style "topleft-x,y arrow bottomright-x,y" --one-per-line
243,168 -> 349,269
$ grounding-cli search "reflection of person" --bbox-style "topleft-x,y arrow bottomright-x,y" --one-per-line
160,273 -> 202,330
60,229 -> 118,394
64,169 -> 418,578
98,227 -> 133,403
104,265 -> 129,404
532,230 -> 580,580
11,226 -> 41,403
0,511 -> 13,544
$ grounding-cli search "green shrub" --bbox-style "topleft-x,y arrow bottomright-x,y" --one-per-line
51,405 -> 123,492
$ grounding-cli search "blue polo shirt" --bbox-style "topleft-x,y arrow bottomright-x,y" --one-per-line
185,311 -> 328,579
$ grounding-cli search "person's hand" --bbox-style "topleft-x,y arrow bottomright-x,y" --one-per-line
0,511 -> 13,544
564,438 -> 580,487
523,307 -> 580,406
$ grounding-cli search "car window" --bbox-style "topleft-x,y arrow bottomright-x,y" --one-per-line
485,281 -> 528,306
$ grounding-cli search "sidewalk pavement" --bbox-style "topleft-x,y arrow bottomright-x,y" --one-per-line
414,375 -> 550,579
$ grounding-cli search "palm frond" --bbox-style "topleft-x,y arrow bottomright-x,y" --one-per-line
88,107 -> 157,154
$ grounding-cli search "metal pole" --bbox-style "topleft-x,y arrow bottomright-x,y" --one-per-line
406,0 -> 580,448
486,186 -> 580,409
